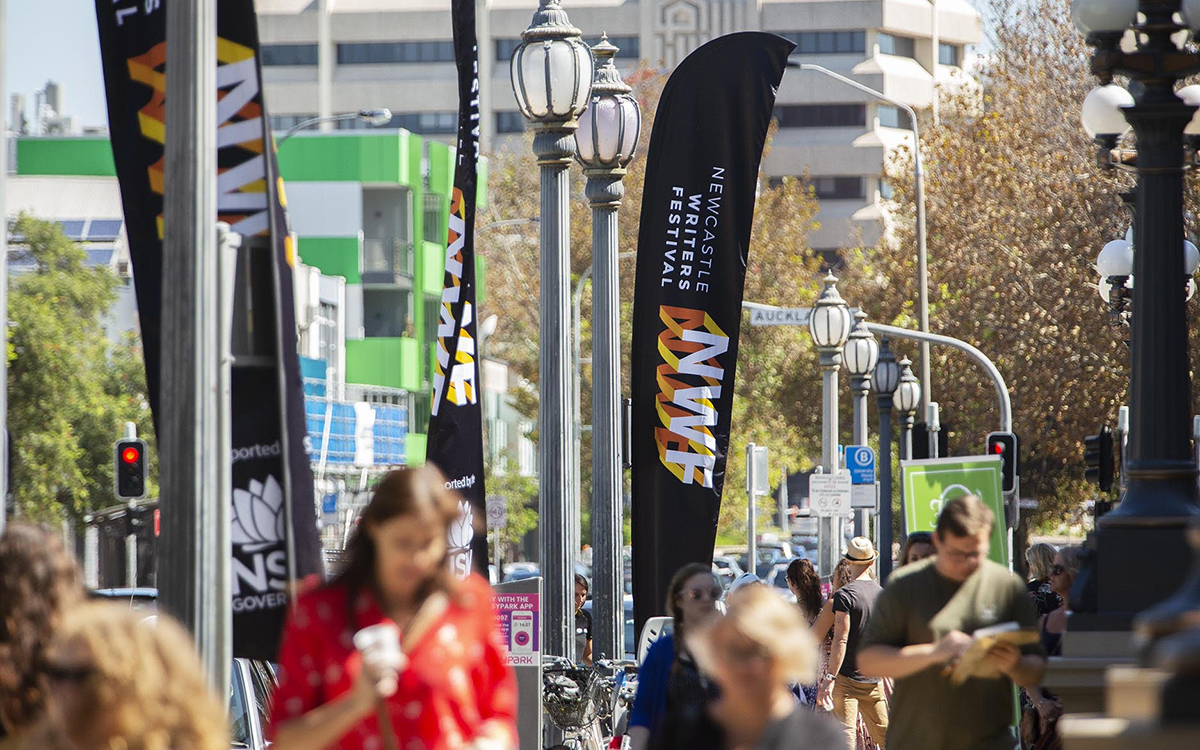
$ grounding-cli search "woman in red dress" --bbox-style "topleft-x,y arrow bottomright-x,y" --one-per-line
269,467 -> 517,750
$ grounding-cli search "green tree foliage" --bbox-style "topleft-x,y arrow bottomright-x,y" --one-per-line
8,215 -> 157,523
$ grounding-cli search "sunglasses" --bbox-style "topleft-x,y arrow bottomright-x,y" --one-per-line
1050,564 -> 1066,576
682,587 -> 722,602
43,663 -> 94,684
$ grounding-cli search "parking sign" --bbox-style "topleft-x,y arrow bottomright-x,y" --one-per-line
846,445 -> 876,485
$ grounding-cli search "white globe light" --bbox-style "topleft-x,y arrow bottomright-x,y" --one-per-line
1095,238 -> 1134,277
1081,85 -> 1134,138
1186,240 -> 1200,275
1071,0 -> 1139,35
1189,278 -> 1198,301
1179,86 -> 1200,136
1098,276 -> 1113,303
1125,225 -> 1133,244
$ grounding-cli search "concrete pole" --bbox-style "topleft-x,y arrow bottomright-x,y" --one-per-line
851,376 -> 869,537
160,0 -> 230,694
587,167 -> 624,662
820,351 -> 842,578
0,0 -> 8,533
316,0 -> 333,129
747,442 -> 758,579
534,124 -> 576,660
927,402 -> 941,459
899,414 -> 914,540
876,395 -> 895,581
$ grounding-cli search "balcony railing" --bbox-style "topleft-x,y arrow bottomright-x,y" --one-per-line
361,237 -> 414,285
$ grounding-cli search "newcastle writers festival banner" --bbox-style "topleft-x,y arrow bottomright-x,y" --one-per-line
630,33 -> 794,634
426,0 -> 489,578
95,0 -> 323,660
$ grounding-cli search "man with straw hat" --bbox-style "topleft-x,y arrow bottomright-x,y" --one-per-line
818,536 -> 889,748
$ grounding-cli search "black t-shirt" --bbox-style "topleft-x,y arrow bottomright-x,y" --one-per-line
574,608 -> 592,662
831,577 -> 883,683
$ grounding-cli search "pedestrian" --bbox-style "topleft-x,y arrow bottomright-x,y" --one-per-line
667,584 -> 847,750
575,573 -> 594,665
1019,546 -> 1081,750
269,466 -> 517,750
785,558 -> 824,705
810,560 -> 853,715
897,532 -> 934,569
858,495 -> 1047,750
818,538 -> 887,750
1024,543 -> 1062,617
42,601 -> 227,750
0,523 -> 84,750
628,562 -> 722,750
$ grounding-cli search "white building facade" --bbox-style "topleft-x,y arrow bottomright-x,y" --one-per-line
257,0 -> 981,251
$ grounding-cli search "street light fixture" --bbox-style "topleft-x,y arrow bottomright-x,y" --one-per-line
809,273 -> 852,577
276,108 -> 392,145
510,0 -> 594,662
871,339 -> 901,580
844,310 -> 878,538
894,356 -> 921,463
574,34 -> 641,663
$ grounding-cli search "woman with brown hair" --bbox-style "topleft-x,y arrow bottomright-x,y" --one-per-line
42,602 -> 227,750
0,523 -> 84,750
269,466 -> 517,750
628,562 -> 723,750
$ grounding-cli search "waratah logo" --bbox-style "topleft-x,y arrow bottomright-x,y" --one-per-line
232,475 -> 285,552
449,499 -> 474,551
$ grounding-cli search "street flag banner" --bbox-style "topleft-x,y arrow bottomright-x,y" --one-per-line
629,33 -> 794,634
95,0 -> 323,660
900,456 -> 1009,567
426,0 -> 488,578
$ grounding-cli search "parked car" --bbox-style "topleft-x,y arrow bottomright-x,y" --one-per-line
765,563 -> 798,604
90,588 -> 276,750
712,555 -> 744,588
501,562 -> 539,583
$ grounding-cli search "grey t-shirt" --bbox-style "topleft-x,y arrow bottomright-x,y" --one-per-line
860,558 -> 1044,750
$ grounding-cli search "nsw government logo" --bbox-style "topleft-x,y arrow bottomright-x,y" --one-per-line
448,499 -> 474,579
231,475 -> 289,613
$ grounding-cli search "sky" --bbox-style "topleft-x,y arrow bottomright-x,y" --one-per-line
5,0 -> 108,130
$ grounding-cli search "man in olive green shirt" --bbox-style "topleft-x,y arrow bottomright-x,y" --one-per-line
858,495 -> 1046,750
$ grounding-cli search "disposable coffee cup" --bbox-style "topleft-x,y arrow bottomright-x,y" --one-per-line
354,623 -> 403,696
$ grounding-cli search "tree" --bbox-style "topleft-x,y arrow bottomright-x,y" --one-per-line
7,215 -> 156,523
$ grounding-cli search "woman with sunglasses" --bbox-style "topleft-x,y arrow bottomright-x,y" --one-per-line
1020,546 -> 1083,750
628,562 -> 723,750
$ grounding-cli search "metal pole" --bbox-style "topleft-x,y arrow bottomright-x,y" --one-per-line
877,395 -> 895,581
587,165 -> 624,662
899,415 -> 914,539
534,123 -> 576,660
927,402 -> 940,459
779,465 -> 789,531
851,376 -> 869,538
572,267 -> 591,577
820,351 -> 842,578
747,443 -> 758,578
161,0 -> 228,695
0,0 -> 8,533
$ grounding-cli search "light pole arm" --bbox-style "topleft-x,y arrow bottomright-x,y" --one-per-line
277,112 -> 360,145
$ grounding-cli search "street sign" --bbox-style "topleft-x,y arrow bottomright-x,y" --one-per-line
845,445 -> 876,485
748,307 -> 812,326
747,445 -> 769,496
486,495 -> 507,530
851,483 -> 877,510
900,456 -> 1007,566
809,472 -> 853,517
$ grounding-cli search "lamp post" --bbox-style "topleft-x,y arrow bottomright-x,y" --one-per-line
510,0 -> 594,660
844,310 -> 879,539
575,34 -> 641,664
893,357 -> 921,540
809,273 -> 853,577
276,108 -> 392,145
1070,0 -> 1200,632
871,339 -> 901,580
792,62 -> 932,414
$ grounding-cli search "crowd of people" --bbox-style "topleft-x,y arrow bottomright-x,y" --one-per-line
0,471 -> 1083,750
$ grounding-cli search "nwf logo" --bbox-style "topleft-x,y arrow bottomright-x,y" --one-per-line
654,306 -> 729,487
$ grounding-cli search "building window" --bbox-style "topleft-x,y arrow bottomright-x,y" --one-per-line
495,111 -> 526,134
337,41 -> 455,65
775,104 -> 865,128
780,30 -> 865,55
262,44 -> 318,66
877,33 -> 916,59
811,176 -> 866,200
879,178 -> 895,200
424,193 -> 448,243
363,289 -> 413,339
876,104 -> 904,129
939,42 -> 960,66
270,114 -> 317,131
495,38 -> 521,62
423,294 -> 440,382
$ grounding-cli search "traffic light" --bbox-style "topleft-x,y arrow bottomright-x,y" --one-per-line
986,432 -> 1019,493
1084,426 -> 1114,493
114,439 -> 147,499
911,422 -> 949,460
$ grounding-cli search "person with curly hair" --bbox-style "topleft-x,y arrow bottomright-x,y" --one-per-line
41,601 -> 227,750
0,523 -> 84,750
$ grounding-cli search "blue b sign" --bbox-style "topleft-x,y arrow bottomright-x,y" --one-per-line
846,446 -> 876,485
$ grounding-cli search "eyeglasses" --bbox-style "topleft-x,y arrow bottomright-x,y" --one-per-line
942,547 -> 984,563
1050,564 -> 1066,576
682,587 -> 722,602
43,663 -> 94,684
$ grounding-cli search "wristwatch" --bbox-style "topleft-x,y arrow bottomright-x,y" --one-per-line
823,673 -> 836,682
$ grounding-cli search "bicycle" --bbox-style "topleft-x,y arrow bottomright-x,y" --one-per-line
542,656 -> 638,750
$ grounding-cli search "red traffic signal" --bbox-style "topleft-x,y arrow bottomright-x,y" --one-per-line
122,446 -> 140,464
114,439 -> 148,499
985,432 -> 1018,493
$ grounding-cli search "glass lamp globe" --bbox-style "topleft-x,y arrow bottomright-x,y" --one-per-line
843,311 -> 879,379
1179,86 -> 1200,136
1095,238 -> 1134,277
808,273 -> 853,350
510,0 -> 594,123
893,357 -> 922,416
1081,85 -> 1134,138
576,36 -> 642,169
1186,240 -> 1200,275
871,340 -> 901,395
1070,0 -> 1139,35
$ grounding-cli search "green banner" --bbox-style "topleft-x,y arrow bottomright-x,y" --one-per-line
900,456 -> 1007,566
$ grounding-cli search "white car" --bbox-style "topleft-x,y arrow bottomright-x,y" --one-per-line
765,563 -> 797,604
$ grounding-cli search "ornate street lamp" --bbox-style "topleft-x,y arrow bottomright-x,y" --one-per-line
844,310 -> 878,538
809,273 -> 852,576
575,35 -> 640,663
871,339 -> 901,580
510,0 -> 594,661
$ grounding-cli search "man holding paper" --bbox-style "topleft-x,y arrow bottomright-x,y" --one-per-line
857,495 -> 1046,750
